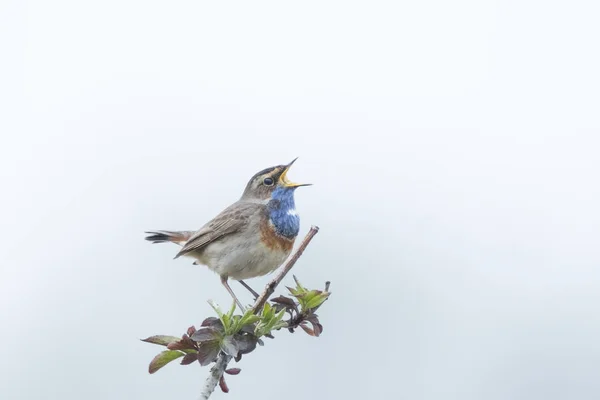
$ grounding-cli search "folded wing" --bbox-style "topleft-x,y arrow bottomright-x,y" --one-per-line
174,202 -> 261,258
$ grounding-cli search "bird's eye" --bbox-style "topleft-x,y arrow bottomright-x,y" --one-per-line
263,177 -> 274,186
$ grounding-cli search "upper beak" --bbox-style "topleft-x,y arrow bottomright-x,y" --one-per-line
279,157 -> 312,188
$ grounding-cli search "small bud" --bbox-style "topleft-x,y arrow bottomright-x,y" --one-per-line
219,375 -> 229,393
225,368 -> 241,375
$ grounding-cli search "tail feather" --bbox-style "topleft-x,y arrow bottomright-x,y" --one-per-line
144,230 -> 192,245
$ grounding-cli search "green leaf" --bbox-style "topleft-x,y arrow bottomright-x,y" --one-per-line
293,275 -> 304,290
148,350 -> 184,374
230,310 -> 260,334
241,314 -> 260,328
141,335 -> 181,347
240,308 -> 261,325
261,302 -> 271,317
287,286 -> 305,297
270,320 -> 288,331
304,293 -> 329,309
221,313 -> 231,332
241,314 -> 260,326
208,300 -> 224,319
263,302 -> 278,320
209,300 -> 232,333
227,301 -> 237,319
268,308 -> 287,330
255,306 -> 288,336
274,307 -> 286,322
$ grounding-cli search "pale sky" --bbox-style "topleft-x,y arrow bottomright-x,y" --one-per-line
1,1 -> 599,399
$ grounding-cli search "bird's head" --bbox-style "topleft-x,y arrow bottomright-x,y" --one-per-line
241,158 -> 311,201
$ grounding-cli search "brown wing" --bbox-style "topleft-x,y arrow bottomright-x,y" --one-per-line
174,202 -> 261,258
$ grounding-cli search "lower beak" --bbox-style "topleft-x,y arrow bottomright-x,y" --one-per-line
279,158 -> 312,188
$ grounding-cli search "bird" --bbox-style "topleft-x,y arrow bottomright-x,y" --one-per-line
144,158 -> 310,311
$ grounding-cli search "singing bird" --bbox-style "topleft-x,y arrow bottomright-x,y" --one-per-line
145,158 -> 310,310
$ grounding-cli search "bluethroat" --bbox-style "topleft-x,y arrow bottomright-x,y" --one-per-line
145,158 -> 311,310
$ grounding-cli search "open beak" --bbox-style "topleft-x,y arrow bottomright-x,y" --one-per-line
279,157 -> 312,188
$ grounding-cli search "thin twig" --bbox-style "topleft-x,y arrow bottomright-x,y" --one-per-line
198,225 -> 320,399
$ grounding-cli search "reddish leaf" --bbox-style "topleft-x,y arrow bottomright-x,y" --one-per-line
201,317 -> 219,327
141,335 -> 181,347
197,340 -> 220,366
222,333 -> 258,357
201,317 -> 217,326
191,328 -> 218,342
167,336 -> 197,351
271,296 -> 296,307
187,326 -> 197,336
219,375 -> 229,393
225,368 -> 241,375
180,353 -> 198,365
235,334 -> 258,355
180,334 -> 197,349
304,313 -> 320,324
299,323 -> 316,336
167,341 -> 186,351
201,317 -> 224,332
312,322 -> 323,337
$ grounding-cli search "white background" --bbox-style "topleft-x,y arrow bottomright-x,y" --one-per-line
1,1 -> 599,399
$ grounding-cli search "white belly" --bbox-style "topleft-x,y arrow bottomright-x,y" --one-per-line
185,236 -> 290,280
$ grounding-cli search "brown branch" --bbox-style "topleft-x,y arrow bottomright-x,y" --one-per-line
199,225 -> 320,399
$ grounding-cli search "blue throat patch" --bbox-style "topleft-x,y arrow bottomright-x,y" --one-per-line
268,186 -> 300,239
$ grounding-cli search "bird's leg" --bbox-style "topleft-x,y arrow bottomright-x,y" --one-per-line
220,275 -> 246,312
238,280 -> 260,300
